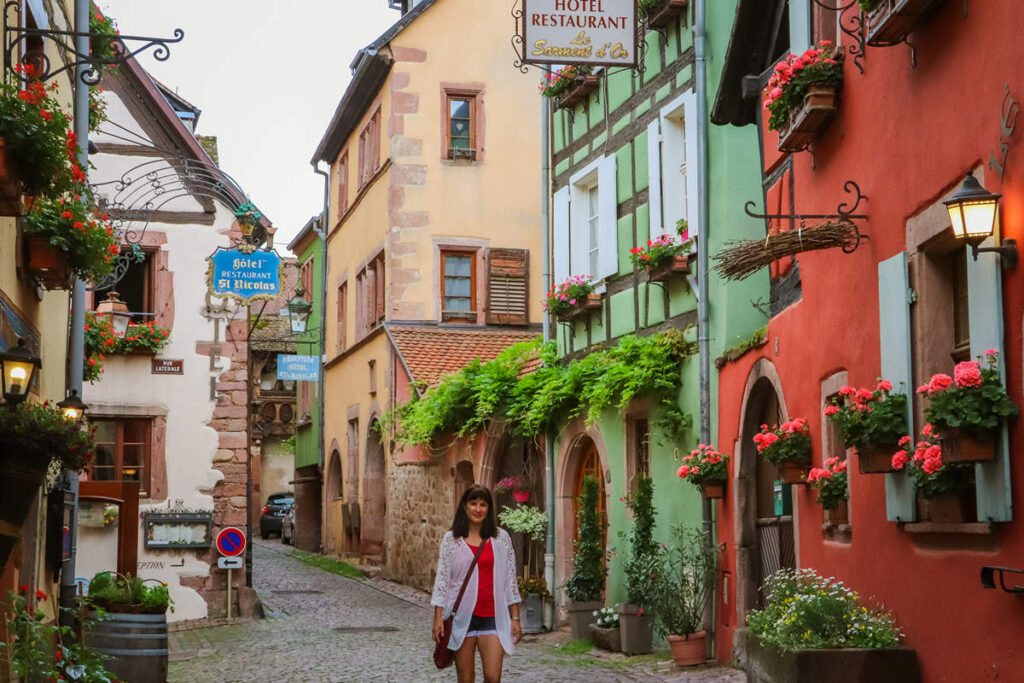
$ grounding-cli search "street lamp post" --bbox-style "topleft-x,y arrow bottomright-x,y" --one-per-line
0,339 -> 42,405
944,170 -> 1017,268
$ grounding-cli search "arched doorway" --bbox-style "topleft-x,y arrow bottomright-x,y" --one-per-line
362,420 -> 387,560
573,440 -> 607,542
454,460 -> 475,510
489,436 -> 544,577
325,450 -> 343,554
736,364 -> 796,624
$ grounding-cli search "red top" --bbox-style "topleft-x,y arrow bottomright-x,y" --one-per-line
467,540 -> 495,618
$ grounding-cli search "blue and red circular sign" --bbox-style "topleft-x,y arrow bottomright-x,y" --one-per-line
216,527 -> 246,557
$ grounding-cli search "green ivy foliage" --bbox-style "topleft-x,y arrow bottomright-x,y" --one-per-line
565,474 -> 606,602
382,330 -> 696,447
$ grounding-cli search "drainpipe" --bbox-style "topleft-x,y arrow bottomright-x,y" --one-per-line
313,164 -> 330,553
694,0 -> 717,657
540,98 -> 555,631
60,0 -> 91,619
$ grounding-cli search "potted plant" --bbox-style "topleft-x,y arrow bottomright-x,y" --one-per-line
86,572 -> 174,683
639,0 -> 688,30
83,312 -> 171,380
762,41 -> 843,153
677,443 -> 729,499
741,568 -> 918,682
807,457 -> 850,525
861,0 -> 948,47
753,418 -> 812,484
890,426 -> 976,523
825,379 -> 908,473
539,65 -> 597,110
618,473 -> 657,654
23,196 -> 118,289
648,526 -> 717,667
495,475 -> 530,503
588,606 -> 621,652
498,503 -> 548,633
564,474 -> 607,640
916,351 -> 1017,463
543,275 -> 600,323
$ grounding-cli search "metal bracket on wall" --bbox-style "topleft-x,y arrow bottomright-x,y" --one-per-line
744,179 -> 869,254
2,1 -> 183,85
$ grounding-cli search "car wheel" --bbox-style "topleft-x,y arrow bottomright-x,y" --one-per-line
260,529 -> 269,540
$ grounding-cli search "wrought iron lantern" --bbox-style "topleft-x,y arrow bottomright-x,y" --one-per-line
287,288 -> 312,334
0,339 -> 41,405
96,291 -> 132,337
57,389 -> 88,422
944,171 -> 1017,268
235,202 -> 262,241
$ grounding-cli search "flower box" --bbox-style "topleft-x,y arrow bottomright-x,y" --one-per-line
566,600 -> 603,640
699,482 -> 725,499
824,501 -> 849,526
777,460 -> 810,485
857,444 -> 899,474
649,254 -> 690,283
777,85 -> 838,153
588,623 -> 621,652
644,0 -> 689,30
557,74 -> 600,110
25,235 -> 73,290
618,604 -> 653,654
736,628 -> 921,683
128,346 -> 157,357
556,292 -> 602,323
937,428 -> 997,464
917,491 -> 974,524
865,0 -> 947,47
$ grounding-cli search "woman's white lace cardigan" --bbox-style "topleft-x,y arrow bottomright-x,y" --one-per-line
431,528 -> 522,654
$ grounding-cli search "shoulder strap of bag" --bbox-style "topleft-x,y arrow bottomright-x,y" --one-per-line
450,539 -> 487,614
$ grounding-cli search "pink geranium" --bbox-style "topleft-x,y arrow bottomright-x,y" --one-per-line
953,361 -> 982,388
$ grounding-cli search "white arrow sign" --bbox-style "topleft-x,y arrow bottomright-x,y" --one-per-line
218,556 -> 243,570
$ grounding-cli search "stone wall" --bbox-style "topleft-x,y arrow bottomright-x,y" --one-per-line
384,461 -> 454,592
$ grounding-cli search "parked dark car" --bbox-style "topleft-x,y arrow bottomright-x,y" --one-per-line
281,500 -> 296,545
259,492 -> 293,539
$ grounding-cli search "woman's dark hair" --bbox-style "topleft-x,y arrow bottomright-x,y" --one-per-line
451,484 -> 498,538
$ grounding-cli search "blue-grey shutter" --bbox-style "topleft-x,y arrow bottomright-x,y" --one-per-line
878,253 -> 917,522
966,232 -> 1012,521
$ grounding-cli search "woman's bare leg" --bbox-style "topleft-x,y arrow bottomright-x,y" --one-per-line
476,635 -> 504,683
454,636 -> 478,683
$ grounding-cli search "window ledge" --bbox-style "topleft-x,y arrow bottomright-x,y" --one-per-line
902,522 -> 996,535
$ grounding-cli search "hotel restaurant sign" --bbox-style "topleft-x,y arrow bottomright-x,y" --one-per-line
521,0 -> 637,67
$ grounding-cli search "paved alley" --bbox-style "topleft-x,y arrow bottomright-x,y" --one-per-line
168,539 -> 747,683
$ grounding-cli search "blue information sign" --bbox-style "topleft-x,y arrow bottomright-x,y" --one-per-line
277,354 -> 319,381
206,247 -> 282,302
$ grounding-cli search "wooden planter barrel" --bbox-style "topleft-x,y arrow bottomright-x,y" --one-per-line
645,0 -> 689,30
866,0 -> 948,46
777,86 -> 839,153
86,611 -> 169,683
777,460 -> 811,484
857,444 -> 899,474
938,428 -> 997,463
649,254 -> 690,283
557,74 -> 600,110
25,236 -> 73,290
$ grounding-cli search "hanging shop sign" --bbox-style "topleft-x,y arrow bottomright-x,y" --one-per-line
277,354 -> 319,381
206,247 -> 283,303
520,0 -> 638,67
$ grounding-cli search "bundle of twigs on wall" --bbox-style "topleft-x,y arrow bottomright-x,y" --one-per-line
713,220 -> 861,281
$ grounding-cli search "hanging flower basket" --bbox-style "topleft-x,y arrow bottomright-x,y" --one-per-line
512,490 -> 531,503
937,428 -> 997,464
641,0 -> 689,30
25,235 -> 73,289
777,85 -> 839,153
699,482 -> 725,500
864,0 -> 948,47
754,419 -> 812,485
558,74 -> 600,110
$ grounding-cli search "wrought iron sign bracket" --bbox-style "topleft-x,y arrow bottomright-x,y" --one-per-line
3,2 -> 183,85
744,179 -> 869,254
811,0 -> 867,73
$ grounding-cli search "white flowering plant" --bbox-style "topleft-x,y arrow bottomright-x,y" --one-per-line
498,504 -> 547,542
593,606 -> 619,629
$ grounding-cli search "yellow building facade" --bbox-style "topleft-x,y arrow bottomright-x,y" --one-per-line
312,0 -> 543,580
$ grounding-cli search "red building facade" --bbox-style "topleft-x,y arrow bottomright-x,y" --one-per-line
712,2 -> 1024,679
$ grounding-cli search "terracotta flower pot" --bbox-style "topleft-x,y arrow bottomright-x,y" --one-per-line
777,460 -> 810,484
919,491 -> 974,524
667,631 -> 706,667
857,444 -> 899,474
778,85 -> 839,153
25,236 -> 73,290
823,500 -> 849,526
649,254 -> 691,283
512,490 -> 530,503
645,0 -> 689,30
700,481 -> 725,499
938,428 -> 997,464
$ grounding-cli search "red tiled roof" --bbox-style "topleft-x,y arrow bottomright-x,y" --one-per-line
386,325 -> 539,388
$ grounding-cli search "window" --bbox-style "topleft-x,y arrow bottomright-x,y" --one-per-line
300,259 -> 313,298
346,417 -> 359,500
626,416 -> 650,493
94,251 -> 153,321
820,372 -> 851,542
368,359 -> 377,395
298,380 -> 313,421
447,95 -> 475,160
336,281 -> 347,352
441,250 -> 475,321
356,253 -> 385,335
563,155 -> 616,281
586,185 -> 600,277
358,109 -> 381,187
89,419 -> 152,495
337,151 -> 349,215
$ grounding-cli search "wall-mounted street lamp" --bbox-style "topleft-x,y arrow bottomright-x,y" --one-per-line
57,389 -> 88,422
944,170 -> 1017,269
287,288 -> 312,334
0,339 -> 41,405
96,291 -> 132,337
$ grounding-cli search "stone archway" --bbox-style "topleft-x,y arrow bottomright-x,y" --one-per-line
453,460 -> 475,510
556,429 -> 611,600
734,359 -> 795,628
361,420 -> 387,560
325,449 -> 343,554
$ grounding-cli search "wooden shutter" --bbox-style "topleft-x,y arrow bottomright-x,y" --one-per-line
878,253 -> 917,522
486,248 -> 529,325
966,228 -> 1012,521
647,118 -> 664,239
597,155 -> 619,280
553,187 -> 570,284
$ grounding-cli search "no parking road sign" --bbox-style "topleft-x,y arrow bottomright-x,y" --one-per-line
216,527 -> 246,557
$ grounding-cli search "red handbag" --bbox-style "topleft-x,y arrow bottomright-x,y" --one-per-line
433,539 -> 487,670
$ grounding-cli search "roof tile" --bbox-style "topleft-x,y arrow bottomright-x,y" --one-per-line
387,325 -> 538,387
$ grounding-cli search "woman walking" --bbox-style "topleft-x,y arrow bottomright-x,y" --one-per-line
432,485 -> 522,683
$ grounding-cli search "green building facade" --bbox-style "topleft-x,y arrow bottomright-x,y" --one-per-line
548,2 -> 767,605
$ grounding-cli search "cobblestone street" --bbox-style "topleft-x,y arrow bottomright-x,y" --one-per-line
169,539 -> 747,682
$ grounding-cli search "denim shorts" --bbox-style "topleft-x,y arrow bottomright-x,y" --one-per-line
466,615 -> 497,638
